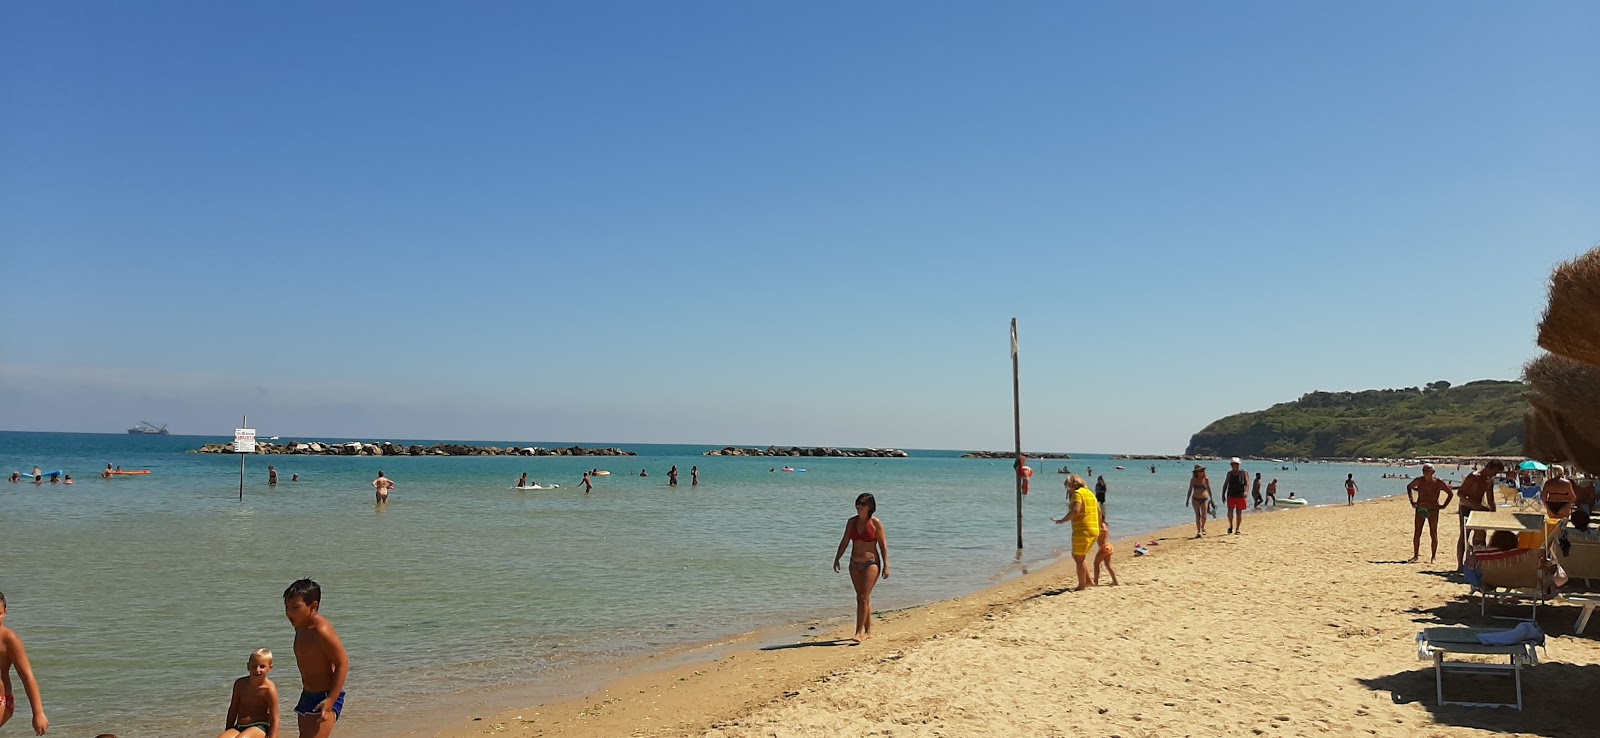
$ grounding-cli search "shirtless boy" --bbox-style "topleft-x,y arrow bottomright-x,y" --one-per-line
1406,463 -> 1454,563
1455,461 -> 1505,569
0,592 -> 49,735
217,648 -> 279,738
283,580 -> 348,738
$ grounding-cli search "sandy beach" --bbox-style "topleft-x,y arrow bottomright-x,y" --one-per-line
440,496 -> 1600,738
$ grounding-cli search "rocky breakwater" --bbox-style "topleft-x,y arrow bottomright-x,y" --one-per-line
704,446 -> 909,458
193,441 -> 635,457
961,451 -> 1073,459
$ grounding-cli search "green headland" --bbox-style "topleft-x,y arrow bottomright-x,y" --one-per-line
1186,380 -> 1527,459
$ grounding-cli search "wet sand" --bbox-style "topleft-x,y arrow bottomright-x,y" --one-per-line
438,496 -> 1600,737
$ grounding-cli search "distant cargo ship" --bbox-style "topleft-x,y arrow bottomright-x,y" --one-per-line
127,421 -> 169,435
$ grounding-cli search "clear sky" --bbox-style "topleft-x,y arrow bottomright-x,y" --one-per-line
2,2 -> 1596,452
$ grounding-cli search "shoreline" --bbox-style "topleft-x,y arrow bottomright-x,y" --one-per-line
430,494 -> 1600,737
424,515 -> 1217,738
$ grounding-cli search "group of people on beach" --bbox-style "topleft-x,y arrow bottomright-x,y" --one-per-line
1183,458 -> 1282,537
1406,459 -> 1592,570
0,579 -> 349,738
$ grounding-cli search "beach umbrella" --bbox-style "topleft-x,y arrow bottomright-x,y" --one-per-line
1523,401 -> 1600,476
1525,407 -> 1564,464
1537,245 -> 1600,369
1523,352 -> 1600,471
1520,460 -> 1549,472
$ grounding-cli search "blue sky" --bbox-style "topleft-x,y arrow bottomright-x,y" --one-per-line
2,2 -> 1595,452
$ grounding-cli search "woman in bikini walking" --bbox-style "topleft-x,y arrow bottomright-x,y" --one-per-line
833,493 -> 889,642
1185,465 -> 1212,538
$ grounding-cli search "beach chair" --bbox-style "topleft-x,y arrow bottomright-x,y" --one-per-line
1514,485 -> 1544,511
1466,546 -> 1551,619
1416,626 -> 1543,709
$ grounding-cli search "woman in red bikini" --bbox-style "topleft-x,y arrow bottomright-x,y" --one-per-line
833,493 -> 889,642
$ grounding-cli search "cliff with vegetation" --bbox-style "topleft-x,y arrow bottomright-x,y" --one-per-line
1185,380 -> 1527,458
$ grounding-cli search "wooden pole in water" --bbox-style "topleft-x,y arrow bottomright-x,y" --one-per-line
1012,319 -> 1024,551
238,414 -> 246,503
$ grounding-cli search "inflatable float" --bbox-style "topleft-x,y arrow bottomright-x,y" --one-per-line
1277,497 -> 1309,507
109,470 -> 152,475
513,484 -> 560,490
589,470 -> 610,476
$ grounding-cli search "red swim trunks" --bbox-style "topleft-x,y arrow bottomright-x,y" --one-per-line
1227,497 -> 1247,511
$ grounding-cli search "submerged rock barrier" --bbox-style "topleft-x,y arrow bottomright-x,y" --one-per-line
961,451 -> 1073,459
193,442 -> 635,457
704,446 -> 908,458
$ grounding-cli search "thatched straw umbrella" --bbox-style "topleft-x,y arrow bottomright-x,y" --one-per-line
1524,406 -> 1565,464
1538,246 -> 1600,369
1523,352 -> 1600,473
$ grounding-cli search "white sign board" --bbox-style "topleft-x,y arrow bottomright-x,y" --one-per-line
234,428 -> 257,454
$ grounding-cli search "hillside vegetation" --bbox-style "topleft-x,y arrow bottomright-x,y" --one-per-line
1185,380 -> 1527,458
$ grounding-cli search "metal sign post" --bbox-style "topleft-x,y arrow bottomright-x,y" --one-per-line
234,417 -> 256,502
1012,319 -> 1024,552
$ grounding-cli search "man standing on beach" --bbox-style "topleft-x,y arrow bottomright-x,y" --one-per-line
1455,461 -> 1505,569
1406,463 -> 1454,563
1344,474 -> 1359,505
1222,458 -> 1249,535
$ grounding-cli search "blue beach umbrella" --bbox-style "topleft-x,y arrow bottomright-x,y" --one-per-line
1520,460 -> 1549,471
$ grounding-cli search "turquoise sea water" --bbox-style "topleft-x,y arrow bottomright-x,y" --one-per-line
0,431 -> 1426,736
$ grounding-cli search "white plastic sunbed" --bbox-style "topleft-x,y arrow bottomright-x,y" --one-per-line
1416,626 -> 1542,710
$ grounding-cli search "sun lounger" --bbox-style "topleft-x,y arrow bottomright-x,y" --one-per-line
1566,593 -> 1600,635
1416,626 -> 1543,709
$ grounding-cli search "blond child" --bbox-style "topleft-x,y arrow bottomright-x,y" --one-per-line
1093,510 -> 1119,586
218,649 -> 279,738
0,591 -> 48,735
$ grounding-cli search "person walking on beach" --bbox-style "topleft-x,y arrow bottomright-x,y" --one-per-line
1185,465 -> 1212,538
1344,473 -> 1358,505
268,466 -> 278,486
1455,460 -> 1504,569
0,592 -> 49,735
283,579 -> 348,738
691,466 -> 699,486
1265,478 -> 1279,507
372,471 -> 392,504
667,466 -> 679,486
215,648 -> 278,738
1251,472 -> 1263,508
1093,475 -> 1108,504
1406,463 -> 1455,563
1054,475 -> 1101,590
1094,508 -> 1119,586
833,493 -> 889,642
1222,458 -> 1249,535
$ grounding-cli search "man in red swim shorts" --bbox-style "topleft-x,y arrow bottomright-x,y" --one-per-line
1222,457 -> 1250,535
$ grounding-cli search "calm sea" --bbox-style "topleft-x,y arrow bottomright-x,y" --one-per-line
0,431 -> 1419,736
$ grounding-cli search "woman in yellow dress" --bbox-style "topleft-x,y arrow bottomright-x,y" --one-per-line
1054,475 -> 1101,590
